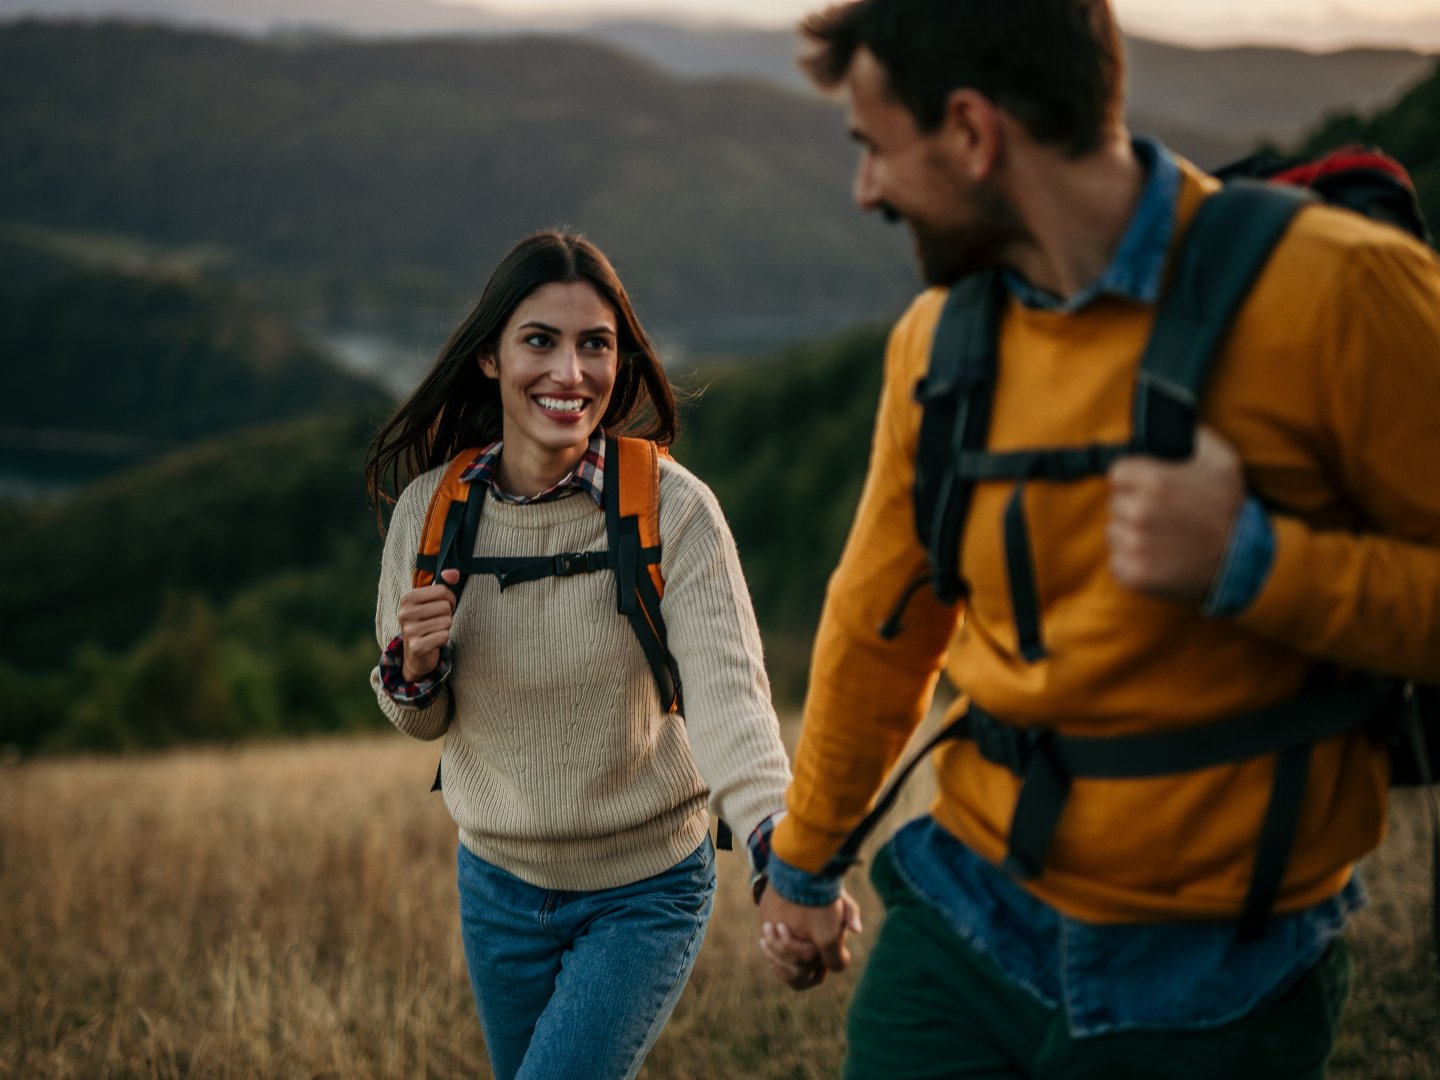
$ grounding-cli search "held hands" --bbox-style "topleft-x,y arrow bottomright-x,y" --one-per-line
1106,426 -> 1246,603
395,568 -> 461,681
757,887 -> 863,991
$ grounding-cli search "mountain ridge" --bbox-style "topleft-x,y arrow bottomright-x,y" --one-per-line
4,19 -> 1433,381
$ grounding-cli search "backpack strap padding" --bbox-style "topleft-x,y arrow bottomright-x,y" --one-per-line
615,436 -> 666,600
606,436 -> 681,714
913,270 -> 1005,604
1135,181 -> 1311,459
414,449 -> 487,589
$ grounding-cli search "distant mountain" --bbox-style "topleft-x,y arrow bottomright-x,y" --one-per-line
0,21 -> 915,367
0,0 -> 536,36
1124,37 -> 1436,157
3,1 -> 1434,155
584,19 -> 809,91
590,23 -> 1436,161
1,19 -> 1433,394
0,231 -> 390,475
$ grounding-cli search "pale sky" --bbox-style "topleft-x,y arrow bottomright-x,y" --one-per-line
454,0 -> 1440,51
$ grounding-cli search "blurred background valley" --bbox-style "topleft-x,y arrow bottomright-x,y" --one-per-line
1,7 -> 1438,753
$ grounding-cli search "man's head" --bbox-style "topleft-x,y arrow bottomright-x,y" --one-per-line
801,0 -> 1126,284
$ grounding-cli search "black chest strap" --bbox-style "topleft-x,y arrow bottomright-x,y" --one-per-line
827,673 -> 1399,939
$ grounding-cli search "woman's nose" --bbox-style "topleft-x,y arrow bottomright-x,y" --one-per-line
549,345 -> 583,385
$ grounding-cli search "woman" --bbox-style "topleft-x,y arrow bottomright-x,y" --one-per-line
363,229 -> 792,1080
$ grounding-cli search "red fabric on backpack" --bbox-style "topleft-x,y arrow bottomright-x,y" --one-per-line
1272,146 -> 1417,193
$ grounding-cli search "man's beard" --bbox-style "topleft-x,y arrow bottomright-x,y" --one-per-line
905,186 -> 1025,287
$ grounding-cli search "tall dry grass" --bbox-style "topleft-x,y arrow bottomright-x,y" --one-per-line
1,729 -> 1435,1079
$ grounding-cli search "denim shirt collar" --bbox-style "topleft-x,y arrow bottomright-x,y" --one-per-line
1003,135 -> 1179,313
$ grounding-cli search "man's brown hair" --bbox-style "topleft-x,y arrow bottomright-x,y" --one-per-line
801,0 -> 1125,158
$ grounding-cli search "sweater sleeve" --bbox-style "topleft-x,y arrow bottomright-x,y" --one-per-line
771,292 -> 965,874
1235,235 -> 1440,682
657,463 -> 791,871
369,474 -> 453,741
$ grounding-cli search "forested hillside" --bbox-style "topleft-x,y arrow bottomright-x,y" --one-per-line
0,409 -> 385,751
0,323 -> 888,753
0,234 -> 389,454
1296,61 -> 1440,232
0,20 -> 913,349
6,20 -> 1428,368
677,326 -> 886,696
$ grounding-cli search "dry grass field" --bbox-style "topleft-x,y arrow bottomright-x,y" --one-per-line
1,727 -> 1435,1079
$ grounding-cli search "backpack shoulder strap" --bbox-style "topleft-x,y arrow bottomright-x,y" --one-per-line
609,437 -> 730,848
912,270 -> 1006,605
414,448 -> 488,593
1134,180 -> 1311,459
606,435 -> 680,713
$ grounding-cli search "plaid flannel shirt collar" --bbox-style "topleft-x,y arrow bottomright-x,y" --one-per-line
458,434 -> 605,507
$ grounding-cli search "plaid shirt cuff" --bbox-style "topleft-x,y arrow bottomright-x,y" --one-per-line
378,635 -> 453,707
747,811 -> 783,903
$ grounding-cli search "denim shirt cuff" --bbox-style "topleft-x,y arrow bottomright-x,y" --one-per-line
767,851 -> 845,906
378,635 -> 454,707
1203,497 -> 1275,618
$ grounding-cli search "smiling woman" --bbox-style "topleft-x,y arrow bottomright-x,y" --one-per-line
478,280 -> 621,497
360,230 -> 797,1080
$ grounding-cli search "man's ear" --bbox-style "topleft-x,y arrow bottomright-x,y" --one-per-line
478,351 -> 498,379
940,88 -> 1003,182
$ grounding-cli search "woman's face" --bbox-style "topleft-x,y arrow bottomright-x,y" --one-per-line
480,279 -> 620,484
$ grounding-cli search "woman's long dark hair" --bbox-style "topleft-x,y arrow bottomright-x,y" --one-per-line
364,230 -> 677,524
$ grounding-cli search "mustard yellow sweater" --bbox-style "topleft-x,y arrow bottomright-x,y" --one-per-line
774,158 -> 1440,922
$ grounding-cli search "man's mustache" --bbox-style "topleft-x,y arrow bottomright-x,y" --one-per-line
877,202 -> 902,224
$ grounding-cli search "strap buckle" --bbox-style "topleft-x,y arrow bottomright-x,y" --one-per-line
553,552 -> 590,577
971,709 -> 1042,775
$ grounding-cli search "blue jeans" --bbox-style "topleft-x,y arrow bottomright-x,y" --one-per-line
456,838 -> 716,1080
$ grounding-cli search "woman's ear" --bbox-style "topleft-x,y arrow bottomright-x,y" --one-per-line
478,351 -> 498,379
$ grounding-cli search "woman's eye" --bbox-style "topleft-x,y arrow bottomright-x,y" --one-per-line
523,332 -> 552,348
583,337 -> 614,352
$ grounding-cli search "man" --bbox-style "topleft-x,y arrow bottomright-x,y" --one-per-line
756,1 -> 1440,1077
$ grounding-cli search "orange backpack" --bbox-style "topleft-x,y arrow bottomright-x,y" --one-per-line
414,434 -> 680,715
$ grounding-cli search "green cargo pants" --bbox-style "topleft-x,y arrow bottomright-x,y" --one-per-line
844,844 -> 1352,1080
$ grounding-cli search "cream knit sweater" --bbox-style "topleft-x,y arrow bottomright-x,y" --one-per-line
371,453 -> 791,891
